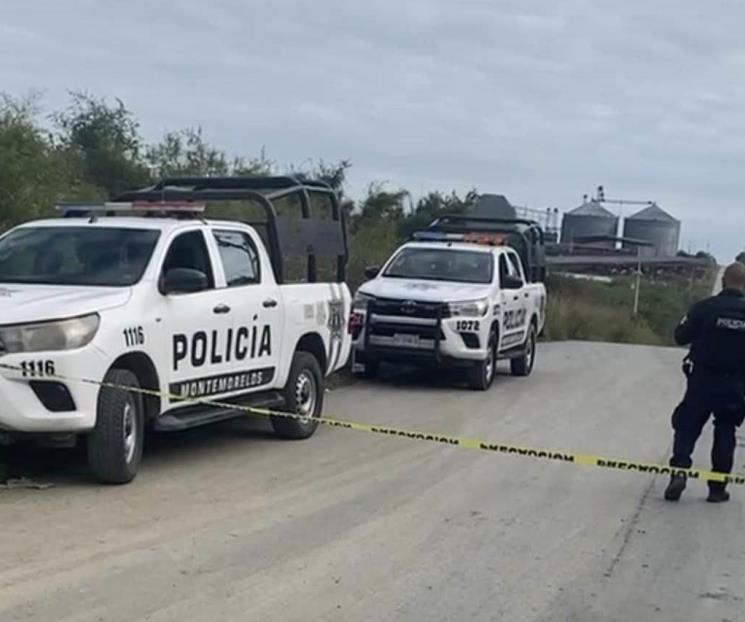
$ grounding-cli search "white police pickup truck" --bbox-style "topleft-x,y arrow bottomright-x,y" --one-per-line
350,214 -> 547,390
0,176 -> 351,484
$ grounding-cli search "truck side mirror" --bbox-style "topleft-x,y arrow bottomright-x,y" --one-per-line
364,265 -> 381,280
162,268 -> 209,295
502,275 -> 524,290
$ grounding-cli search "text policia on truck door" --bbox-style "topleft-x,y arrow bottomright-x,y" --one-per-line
172,322 -> 272,371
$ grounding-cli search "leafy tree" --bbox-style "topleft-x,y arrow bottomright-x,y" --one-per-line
0,94 -> 78,229
399,189 -> 478,239
350,182 -> 408,233
53,92 -> 151,197
146,127 -> 271,178
694,251 -> 716,264
291,159 -> 350,191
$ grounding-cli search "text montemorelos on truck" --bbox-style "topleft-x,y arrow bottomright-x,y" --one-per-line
0,176 -> 352,484
349,212 -> 547,390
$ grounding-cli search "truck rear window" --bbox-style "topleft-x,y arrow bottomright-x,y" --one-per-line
0,227 -> 160,287
384,248 -> 494,284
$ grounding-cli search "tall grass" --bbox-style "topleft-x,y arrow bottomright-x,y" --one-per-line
544,293 -> 663,345
543,273 -> 713,346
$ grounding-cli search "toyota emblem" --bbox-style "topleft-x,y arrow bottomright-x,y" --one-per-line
401,300 -> 417,314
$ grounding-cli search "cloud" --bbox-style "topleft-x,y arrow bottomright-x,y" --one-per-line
2,0 -> 744,259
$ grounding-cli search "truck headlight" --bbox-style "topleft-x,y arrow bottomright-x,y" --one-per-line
0,313 -> 100,354
449,298 -> 489,317
353,292 -> 376,311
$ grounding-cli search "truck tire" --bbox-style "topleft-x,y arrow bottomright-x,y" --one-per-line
511,324 -> 537,377
467,330 -> 497,391
87,369 -> 144,484
272,351 -> 324,439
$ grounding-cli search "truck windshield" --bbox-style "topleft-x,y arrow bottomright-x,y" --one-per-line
0,227 -> 160,287
384,247 -> 493,284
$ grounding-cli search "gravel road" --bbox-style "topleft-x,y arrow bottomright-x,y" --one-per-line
1,341 -> 743,622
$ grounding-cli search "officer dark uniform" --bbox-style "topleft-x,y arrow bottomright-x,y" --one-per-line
665,263 -> 745,503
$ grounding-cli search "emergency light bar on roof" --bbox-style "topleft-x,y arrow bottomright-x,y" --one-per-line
412,230 -> 507,246
55,201 -> 206,217
129,201 -> 206,213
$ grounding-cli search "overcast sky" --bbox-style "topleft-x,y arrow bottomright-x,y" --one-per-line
2,0 -> 744,259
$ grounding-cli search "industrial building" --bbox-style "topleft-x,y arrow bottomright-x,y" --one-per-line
465,189 -> 683,267
548,188 -> 691,278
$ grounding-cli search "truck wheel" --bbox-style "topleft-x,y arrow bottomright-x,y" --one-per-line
272,352 -> 324,439
87,369 -> 144,484
511,324 -> 537,377
468,330 -> 497,391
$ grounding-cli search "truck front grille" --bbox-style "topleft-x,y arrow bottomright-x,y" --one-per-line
371,298 -> 449,320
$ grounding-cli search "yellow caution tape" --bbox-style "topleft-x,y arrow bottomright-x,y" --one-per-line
1,361 -> 743,485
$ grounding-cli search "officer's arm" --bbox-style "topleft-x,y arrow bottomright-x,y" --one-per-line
674,304 -> 702,346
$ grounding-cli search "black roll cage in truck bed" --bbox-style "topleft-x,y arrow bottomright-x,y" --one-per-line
104,176 -> 347,285
412,214 -> 546,283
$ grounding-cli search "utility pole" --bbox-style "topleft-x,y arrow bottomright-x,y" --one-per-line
633,247 -> 642,317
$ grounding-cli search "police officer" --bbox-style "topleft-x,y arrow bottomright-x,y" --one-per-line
665,262 -> 745,503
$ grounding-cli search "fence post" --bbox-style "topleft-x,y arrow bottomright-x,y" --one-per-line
633,249 -> 641,317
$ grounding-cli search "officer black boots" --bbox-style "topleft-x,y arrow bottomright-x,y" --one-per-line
664,473 -> 687,501
664,473 -> 731,503
707,483 -> 731,503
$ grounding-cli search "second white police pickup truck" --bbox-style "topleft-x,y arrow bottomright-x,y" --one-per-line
350,214 -> 547,390
0,176 -> 351,484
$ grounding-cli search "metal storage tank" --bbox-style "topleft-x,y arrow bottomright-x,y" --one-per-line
560,200 -> 619,248
622,203 -> 680,257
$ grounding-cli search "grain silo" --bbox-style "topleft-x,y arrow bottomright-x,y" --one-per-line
560,199 -> 619,248
622,203 -> 680,257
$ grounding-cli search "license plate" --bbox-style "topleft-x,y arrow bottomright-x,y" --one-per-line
394,333 -> 420,347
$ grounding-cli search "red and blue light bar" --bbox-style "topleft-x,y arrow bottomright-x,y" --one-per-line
56,201 -> 206,215
412,230 -> 507,246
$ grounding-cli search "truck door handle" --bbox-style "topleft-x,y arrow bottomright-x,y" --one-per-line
263,299 -> 278,309
513,296 -> 519,301
524,293 -> 529,298
213,304 -> 231,314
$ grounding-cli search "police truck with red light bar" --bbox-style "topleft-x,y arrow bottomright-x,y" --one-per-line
349,214 -> 547,390
0,177 -> 351,484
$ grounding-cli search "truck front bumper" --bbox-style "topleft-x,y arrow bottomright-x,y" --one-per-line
352,301 -> 490,367
0,349 -> 108,433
